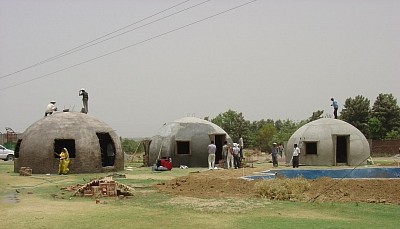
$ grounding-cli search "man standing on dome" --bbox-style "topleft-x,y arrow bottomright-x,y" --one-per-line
44,100 -> 57,116
79,88 -> 89,114
331,97 -> 338,119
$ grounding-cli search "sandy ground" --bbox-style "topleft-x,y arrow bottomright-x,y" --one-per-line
157,156 -> 400,205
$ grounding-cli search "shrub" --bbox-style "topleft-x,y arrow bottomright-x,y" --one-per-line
254,177 -> 310,201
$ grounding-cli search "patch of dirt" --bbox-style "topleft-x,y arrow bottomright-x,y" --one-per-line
156,167 -> 400,205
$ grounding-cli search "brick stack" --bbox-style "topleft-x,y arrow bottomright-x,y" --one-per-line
19,167 -> 32,176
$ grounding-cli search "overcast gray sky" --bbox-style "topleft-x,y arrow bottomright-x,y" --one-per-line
1,0 -> 399,138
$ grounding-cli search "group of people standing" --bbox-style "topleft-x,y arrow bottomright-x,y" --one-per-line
207,138 -> 244,170
222,141 -> 242,169
208,139 -> 303,169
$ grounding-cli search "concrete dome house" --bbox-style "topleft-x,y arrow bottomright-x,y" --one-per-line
14,112 -> 123,174
286,118 -> 370,166
147,117 -> 232,167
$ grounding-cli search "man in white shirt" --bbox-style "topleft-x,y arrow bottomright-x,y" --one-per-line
232,143 -> 241,169
292,143 -> 301,168
239,137 -> 244,160
44,101 -> 57,116
207,141 -> 217,170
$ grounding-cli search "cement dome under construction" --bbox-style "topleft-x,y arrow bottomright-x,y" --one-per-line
14,112 -> 123,174
147,117 -> 232,167
286,118 -> 370,166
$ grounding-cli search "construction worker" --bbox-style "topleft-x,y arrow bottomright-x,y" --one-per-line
54,148 -> 70,175
79,88 -> 89,114
44,100 -> 57,116
331,98 -> 338,119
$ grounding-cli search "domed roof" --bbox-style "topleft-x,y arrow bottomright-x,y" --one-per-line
292,118 -> 367,140
15,112 -> 123,174
287,118 -> 370,166
148,117 -> 231,167
155,117 -> 227,138
24,112 -> 114,135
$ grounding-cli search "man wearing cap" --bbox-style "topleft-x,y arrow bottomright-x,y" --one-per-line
272,142 -> 279,167
44,100 -> 57,116
79,88 -> 89,114
232,143 -> 241,169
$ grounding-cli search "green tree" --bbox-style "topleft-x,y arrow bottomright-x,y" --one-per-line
370,93 -> 400,139
307,110 -> 324,122
340,95 -> 371,137
368,117 -> 382,140
121,138 -> 143,153
255,123 -> 276,152
247,119 -> 276,148
385,130 -> 400,140
272,119 -> 306,145
211,109 -> 250,144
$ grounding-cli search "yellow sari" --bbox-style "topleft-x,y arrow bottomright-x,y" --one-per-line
58,148 -> 70,175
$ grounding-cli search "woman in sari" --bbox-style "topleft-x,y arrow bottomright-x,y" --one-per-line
55,148 -> 70,175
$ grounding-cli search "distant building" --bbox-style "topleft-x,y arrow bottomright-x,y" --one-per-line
14,112 -> 123,174
147,117 -> 232,167
286,118 -> 370,166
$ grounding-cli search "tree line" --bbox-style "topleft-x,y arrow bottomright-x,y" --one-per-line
211,93 -> 400,152
121,93 -> 399,153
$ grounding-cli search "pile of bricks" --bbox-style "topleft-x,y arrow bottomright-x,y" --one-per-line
73,177 -> 133,198
19,167 -> 32,176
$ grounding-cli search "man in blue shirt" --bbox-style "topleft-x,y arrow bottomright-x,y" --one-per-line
331,98 -> 338,119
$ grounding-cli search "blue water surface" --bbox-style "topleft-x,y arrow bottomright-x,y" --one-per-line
243,167 -> 400,180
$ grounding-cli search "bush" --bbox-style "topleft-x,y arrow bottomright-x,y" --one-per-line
254,177 -> 310,201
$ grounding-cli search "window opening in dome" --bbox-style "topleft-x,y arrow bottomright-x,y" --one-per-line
176,141 -> 190,155
305,142 -> 318,155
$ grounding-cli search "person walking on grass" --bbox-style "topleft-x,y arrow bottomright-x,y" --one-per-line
207,140 -> 217,170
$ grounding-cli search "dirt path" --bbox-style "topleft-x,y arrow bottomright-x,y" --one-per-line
157,165 -> 400,205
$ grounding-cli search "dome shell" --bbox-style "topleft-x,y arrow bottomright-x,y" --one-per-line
14,112 -> 123,174
286,118 -> 370,166
149,117 -> 232,167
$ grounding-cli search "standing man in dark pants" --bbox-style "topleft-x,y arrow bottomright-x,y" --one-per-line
292,143 -> 300,168
79,88 -> 89,114
271,143 -> 279,167
232,143 -> 241,169
331,98 -> 338,119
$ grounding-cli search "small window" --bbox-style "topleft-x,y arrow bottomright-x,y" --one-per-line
305,142 -> 317,155
54,139 -> 76,158
176,141 -> 190,155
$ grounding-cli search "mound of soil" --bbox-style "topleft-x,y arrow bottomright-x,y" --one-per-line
156,167 -> 400,205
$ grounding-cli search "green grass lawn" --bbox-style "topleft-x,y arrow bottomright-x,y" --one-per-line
1,161 -> 399,229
